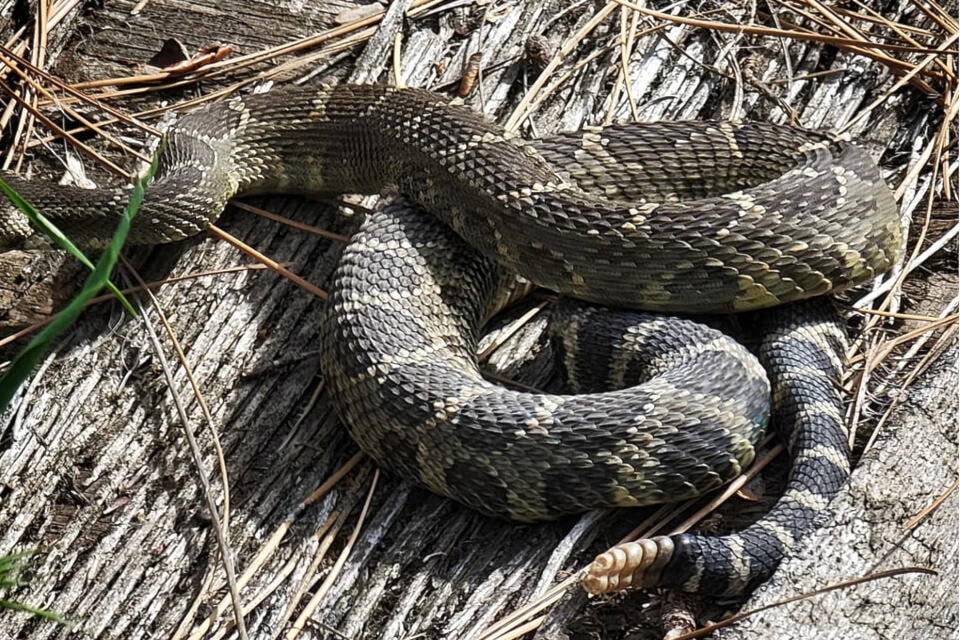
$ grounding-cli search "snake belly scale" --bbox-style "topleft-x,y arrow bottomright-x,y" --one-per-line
0,83 -> 901,595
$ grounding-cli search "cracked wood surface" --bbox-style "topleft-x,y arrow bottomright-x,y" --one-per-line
723,347 -> 957,640
0,1 -> 954,639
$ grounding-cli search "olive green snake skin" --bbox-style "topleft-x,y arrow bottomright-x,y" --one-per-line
0,84 -> 901,595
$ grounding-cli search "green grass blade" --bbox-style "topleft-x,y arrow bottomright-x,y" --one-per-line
0,599 -> 70,625
0,179 -> 135,315
0,550 -> 36,573
0,160 -> 159,412
0,551 -> 69,625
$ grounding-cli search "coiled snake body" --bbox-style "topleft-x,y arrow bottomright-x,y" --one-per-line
0,84 -> 901,595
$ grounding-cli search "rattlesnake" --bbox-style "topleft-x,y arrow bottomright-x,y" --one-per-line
0,83 -> 901,594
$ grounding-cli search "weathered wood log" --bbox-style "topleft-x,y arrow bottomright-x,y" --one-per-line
0,1 -> 953,639
724,347 -> 957,640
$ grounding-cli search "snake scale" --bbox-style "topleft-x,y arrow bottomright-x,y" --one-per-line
0,84 -> 901,596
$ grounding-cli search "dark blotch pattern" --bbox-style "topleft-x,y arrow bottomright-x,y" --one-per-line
320,204 -> 769,521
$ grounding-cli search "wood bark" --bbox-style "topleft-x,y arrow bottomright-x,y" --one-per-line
0,1 -> 953,639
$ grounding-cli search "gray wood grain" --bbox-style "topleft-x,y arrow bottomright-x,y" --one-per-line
0,1 -> 952,639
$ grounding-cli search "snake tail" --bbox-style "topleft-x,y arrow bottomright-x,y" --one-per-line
582,301 -> 849,595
